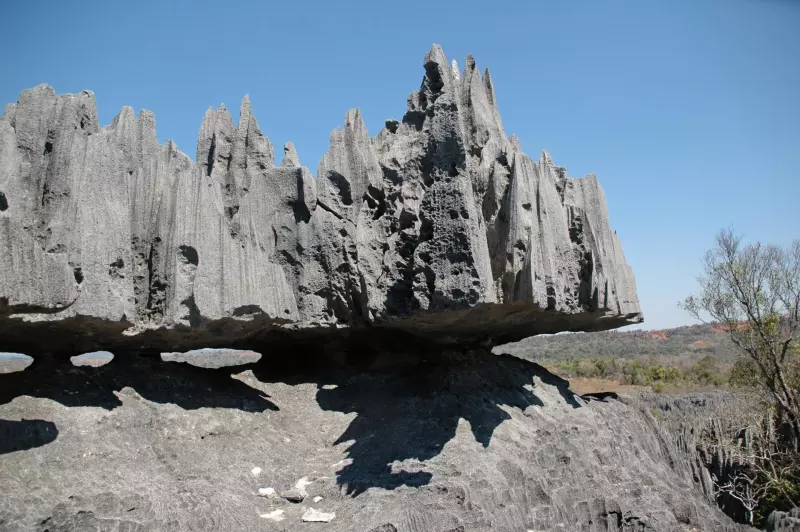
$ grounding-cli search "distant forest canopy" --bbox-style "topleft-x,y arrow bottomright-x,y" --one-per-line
497,323 -> 743,363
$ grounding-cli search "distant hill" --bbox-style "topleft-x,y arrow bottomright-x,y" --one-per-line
496,323 -> 742,364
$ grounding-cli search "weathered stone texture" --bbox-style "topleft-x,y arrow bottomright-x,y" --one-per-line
0,46 -> 641,349
0,350 -> 749,532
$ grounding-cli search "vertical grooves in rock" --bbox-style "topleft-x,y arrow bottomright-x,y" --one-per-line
0,46 -> 642,346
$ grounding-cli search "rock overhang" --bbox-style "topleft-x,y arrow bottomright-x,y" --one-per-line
0,44 -> 642,357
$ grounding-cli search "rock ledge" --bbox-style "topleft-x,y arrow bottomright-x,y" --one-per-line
0,45 -> 641,354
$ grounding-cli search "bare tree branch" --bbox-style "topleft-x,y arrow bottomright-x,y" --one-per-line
682,230 -> 800,447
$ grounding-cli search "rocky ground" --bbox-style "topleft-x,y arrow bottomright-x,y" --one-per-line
0,348 -> 750,532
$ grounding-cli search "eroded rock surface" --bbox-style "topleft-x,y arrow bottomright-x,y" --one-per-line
0,45 -> 640,355
0,349 -> 748,532
768,507 -> 800,531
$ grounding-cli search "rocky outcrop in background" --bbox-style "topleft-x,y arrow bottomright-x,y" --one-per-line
0,45 -> 640,354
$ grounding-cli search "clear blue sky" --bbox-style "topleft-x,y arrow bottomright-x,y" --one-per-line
2,0 -> 798,330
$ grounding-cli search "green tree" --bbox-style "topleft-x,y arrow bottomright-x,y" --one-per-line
594,358 -> 608,379
683,229 -> 800,446
692,355 -> 723,386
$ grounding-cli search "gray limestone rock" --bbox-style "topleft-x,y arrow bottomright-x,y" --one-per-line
0,45 -> 642,355
0,349 -> 750,531
280,488 -> 307,503
160,348 -> 261,369
280,141 -> 301,168
768,507 -> 800,531
70,351 -> 114,367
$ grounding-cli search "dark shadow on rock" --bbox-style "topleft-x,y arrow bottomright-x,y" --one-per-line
0,353 -> 277,412
248,337 -> 582,495
317,352 -> 580,494
1,327 -> 581,495
0,419 -> 58,454
582,391 -> 620,402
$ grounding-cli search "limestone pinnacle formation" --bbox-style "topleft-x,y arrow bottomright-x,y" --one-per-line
280,142 -> 301,168
0,45 -> 642,354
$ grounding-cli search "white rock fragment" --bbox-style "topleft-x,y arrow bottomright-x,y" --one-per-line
257,487 -> 277,498
295,476 -> 313,491
313,496 -> 323,503
251,467 -> 262,477
302,508 -> 335,522
260,509 -> 285,522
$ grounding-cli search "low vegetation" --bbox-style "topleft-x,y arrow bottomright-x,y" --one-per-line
500,323 -> 740,394
545,354 -> 729,393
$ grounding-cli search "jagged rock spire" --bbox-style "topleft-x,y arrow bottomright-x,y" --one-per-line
196,104 -> 234,179
230,94 -> 274,175
280,142 -> 301,167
